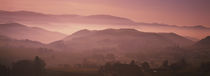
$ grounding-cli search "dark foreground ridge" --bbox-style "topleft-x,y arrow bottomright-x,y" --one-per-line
1,56 -> 210,76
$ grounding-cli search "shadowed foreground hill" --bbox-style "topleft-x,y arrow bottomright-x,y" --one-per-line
0,35 -> 54,66
50,28 -> 194,52
48,29 -> 194,65
186,36 -> 210,63
194,36 -> 210,48
1,29 -> 210,76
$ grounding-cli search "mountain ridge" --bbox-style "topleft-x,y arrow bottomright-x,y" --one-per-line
0,10 -> 209,29
0,23 -> 66,43
1,10 -> 210,39
50,28 -> 194,52
194,36 -> 210,47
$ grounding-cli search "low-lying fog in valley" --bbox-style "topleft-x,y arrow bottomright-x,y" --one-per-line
0,0 -> 210,76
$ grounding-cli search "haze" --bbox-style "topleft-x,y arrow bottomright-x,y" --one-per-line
1,0 -> 210,26
1,0 -> 210,76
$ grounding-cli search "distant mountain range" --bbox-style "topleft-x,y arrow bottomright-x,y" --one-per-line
0,10 -> 137,25
0,10 -> 209,29
0,10 -> 210,39
0,27 -> 210,66
0,23 -> 66,43
1,10 -> 210,68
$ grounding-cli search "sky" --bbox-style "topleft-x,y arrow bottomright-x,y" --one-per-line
0,0 -> 210,27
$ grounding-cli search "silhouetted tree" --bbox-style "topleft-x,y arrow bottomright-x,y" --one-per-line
0,64 -> 10,76
33,56 -> 46,76
12,56 -> 46,76
130,60 -> 136,65
141,62 -> 150,72
99,61 -> 143,76
159,60 -> 171,71
12,60 -> 34,76
200,62 -> 210,76
170,59 -> 187,71
162,60 -> 169,68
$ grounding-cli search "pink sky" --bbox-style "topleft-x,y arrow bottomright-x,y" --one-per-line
0,0 -> 210,27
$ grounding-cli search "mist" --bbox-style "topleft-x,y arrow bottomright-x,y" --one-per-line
1,1 -> 210,76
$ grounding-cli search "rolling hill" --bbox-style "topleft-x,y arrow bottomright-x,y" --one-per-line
50,28 -> 194,52
0,23 -> 66,43
0,10 -> 209,39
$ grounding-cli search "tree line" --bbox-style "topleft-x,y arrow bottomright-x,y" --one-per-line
1,57 -> 210,76
0,56 -> 45,76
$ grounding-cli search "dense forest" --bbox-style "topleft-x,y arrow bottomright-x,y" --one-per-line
1,56 -> 210,76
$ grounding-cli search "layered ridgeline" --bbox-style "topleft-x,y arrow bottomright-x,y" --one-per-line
0,10 -> 210,39
48,29 -> 195,65
0,35 -> 44,48
50,29 -> 194,51
0,35 -> 54,65
0,23 -> 66,43
194,36 -> 210,48
186,36 -> 210,63
0,10 -> 136,25
0,28 -> 210,68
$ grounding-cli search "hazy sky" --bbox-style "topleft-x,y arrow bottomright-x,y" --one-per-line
1,0 -> 210,26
